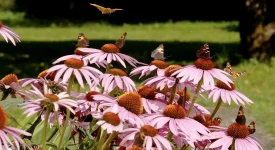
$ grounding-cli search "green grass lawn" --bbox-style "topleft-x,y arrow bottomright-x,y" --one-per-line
1,10 -> 275,149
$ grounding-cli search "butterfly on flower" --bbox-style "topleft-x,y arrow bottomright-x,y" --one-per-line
115,32 -> 127,49
224,62 -> 246,79
151,44 -> 165,60
196,43 -> 212,60
248,121 -> 256,134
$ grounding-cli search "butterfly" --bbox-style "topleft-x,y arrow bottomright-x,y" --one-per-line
115,32 -> 127,49
151,44 -> 165,60
224,62 -> 246,79
235,106 -> 246,125
90,3 -> 123,15
76,33 -> 89,47
133,132 -> 145,147
196,43 -> 212,60
248,121 -> 256,134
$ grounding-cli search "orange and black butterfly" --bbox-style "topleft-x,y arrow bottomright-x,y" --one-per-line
76,33 -> 89,47
196,43 -> 212,60
115,32 -> 127,49
235,106 -> 246,125
224,62 -> 246,79
90,3 -> 123,15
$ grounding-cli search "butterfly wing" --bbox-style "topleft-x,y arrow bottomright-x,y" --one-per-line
115,32 -> 127,49
196,43 -> 211,59
235,106 -> 246,125
110,8 -> 123,13
248,121 -> 256,134
77,33 -> 89,47
90,3 -> 106,13
151,44 -> 165,60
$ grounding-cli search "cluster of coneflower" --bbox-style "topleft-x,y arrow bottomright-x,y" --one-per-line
0,22 -> 263,150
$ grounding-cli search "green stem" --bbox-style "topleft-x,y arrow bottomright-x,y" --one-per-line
66,75 -> 75,94
181,145 -> 189,150
105,63 -> 111,73
89,118 -> 97,133
57,109 -> 70,150
168,84 -> 177,104
42,107 -> 51,150
231,139 -> 235,150
97,130 -> 107,150
210,98 -> 223,120
186,78 -> 203,117
57,75 -> 75,150
100,131 -> 117,150
167,130 -> 173,141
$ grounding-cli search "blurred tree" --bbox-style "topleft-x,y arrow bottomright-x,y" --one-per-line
240,0 -> 275,62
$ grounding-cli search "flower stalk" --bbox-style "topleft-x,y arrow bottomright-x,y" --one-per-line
210,98 -> 223,120
186,78 -> 203,117
100,131 -> 118,150
42,106 -> 51,150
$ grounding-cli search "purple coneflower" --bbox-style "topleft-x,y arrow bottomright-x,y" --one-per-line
0,21 -> 20,46
203,106 -> 263,150
0,74 -> 28,100
19,84 -> 78,127
46,57 -> 102,89
142,64 -> 182,91
171,44 -> 233,89
208,80 -> 253,105
78,43 -> 139,68
100,68 -> 136,93
0,105 -> 32,150
52,48 -> 108,68
93,92 -> 144,127
92,111 -> 123,134
72,91 -> 100,116
145,104 -> 209,140
137,86 -> 167,113
119,123 -> 173,150
130,59 -> 168,79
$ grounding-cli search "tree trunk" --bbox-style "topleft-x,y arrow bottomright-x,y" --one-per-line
240,0 -> 275,62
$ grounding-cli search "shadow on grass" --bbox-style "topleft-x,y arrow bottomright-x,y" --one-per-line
0,40 -> 241,78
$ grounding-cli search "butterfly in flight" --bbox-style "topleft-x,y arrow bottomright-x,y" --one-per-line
224,62 -> 246,79
76,33 -> 89,47
151,44 -> 166,60
90,3 -> 123,15
196,43 -> 212,60
115,32 -> 127,49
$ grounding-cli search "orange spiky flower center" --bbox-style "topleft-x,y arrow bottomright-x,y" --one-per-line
118,92 -> 143,115
216,80 -> 235,90
137,86 -> 156,99
150,60 -> 168,69
101,44 -> 120,53
117,146 -> 126,150
44,94 -> 59,102
194,58 -> 214,70
64,58 -> 84,69
193,114 -> 222,127
0,21 -> 3,27
1,74 -> 19,85
163,104 -> 186,119
227,122 -> 250,139
164,65 -> 182,77
102,112 -> 121,126
85,91 -> 100,102
140,125 -> 158,137
128,145 -> 143,150
108,68 -> 127,76
37,69 -> 56,81
0,105 -> 8,130
74,48 -> 90,56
